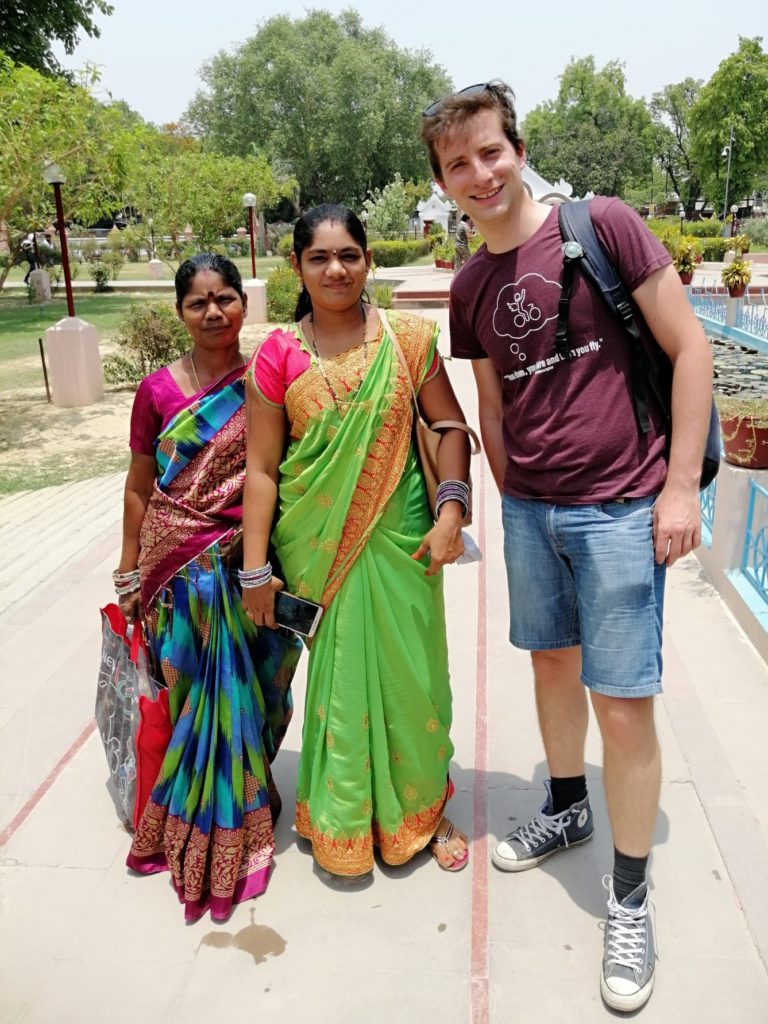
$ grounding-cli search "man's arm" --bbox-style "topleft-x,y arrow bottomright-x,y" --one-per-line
471,358 -> 507,494
631,263 -> 713,566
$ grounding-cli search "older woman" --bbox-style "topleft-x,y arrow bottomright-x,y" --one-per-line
241,205 -> 475,876
116,253 -> 301,922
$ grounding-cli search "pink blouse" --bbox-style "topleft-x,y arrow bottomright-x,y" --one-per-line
129,367 -> 199,455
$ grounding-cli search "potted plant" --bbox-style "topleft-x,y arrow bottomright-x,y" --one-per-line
735,233 -> 752,255
721,257 -> 752,298
432,239 -> 455,269
717,396 -> 768,469
672,238 -> 696,284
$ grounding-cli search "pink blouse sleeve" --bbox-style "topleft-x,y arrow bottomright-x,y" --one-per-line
129,377 -> 162,455
251,329 -> 310,406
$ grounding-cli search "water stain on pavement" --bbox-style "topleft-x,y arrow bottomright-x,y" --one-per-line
200,909 -> 286,965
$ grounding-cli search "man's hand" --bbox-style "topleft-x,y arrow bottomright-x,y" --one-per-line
652,484 -> 701,565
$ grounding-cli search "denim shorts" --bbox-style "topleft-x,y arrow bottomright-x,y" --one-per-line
501,494 -> 665,698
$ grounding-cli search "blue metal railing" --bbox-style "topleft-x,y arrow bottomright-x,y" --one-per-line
700,477 -> 717,547
690,283 -> 768,355
741,480 -> 768,605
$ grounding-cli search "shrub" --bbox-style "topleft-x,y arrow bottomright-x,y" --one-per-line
103,303 -> 190,384
369,240 -> 428,267
743,219 -> 768,246
104,250 -> 124,280
686,219 -> 722,238
701,237 -> 730,261
267,265 -> 300,321
80,237 -> 103,263
90,264 -> 111,292
277,234 -> 294,263
469,232 -> 484,254
370,282 -> 393,308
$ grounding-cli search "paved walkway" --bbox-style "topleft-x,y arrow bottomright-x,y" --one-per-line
1,311 -> 768,1023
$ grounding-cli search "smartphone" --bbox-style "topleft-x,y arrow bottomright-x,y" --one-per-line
274,590 -> 324,638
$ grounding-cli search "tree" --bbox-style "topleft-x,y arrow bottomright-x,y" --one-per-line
0,53 -> 140,289
0,0 -> 113,77
363,173 -> 412,238
185,8 -> 451,208
126,148 -> 297,262
522,57 -> 653,199
649,79 -> 703,218
690,37 -> 768,215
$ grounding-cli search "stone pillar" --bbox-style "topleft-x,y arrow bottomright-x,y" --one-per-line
45,316 -> 104,407
148,258 -> 164,279
243,279 -> 267,324
28,269 -> 51,302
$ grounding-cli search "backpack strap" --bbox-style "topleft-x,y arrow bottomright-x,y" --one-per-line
557,200 -> 659,434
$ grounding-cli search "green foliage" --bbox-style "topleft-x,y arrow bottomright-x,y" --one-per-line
672,238 -> 697,274
185,9 -> 451,207
266,266 -> 300,321
370,282 -> 393,308
126,147 -> 295,263
522,56 -> 653,198
0,53 -> 141,290
103,303 -> 190,384
90,263 -> 110,291
645,218 -> 679,255
649,79 -> 703,217
701,237 -> 731,261
363,173 -> 412,239
721,258 -> 752,289
735,233 -> 751,254
684,219 -> 722,238
103,249 -> 124,280
0,1 -> 114,77
690,37 -> 768,214
743,219 -> 768,245
369,240 -> 429,267
432,239 -> 456,263
469,232 -> 484,254
277,234 -> 294,263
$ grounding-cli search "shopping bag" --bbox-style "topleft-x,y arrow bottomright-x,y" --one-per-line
95,604 -> 170,828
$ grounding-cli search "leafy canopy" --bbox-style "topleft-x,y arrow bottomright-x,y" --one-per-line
522,56 -> 653,199
0,52 -> 140,288
185,8 -> 451,208
0,0 -> 113,77
690,36 -> 768,214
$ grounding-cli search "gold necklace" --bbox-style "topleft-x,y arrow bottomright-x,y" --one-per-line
306,305 -> 368,410
188,350 -> 245,393
188,352 -> 202,391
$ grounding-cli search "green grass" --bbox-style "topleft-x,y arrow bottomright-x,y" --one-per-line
3,255 -> 284,284
0,293 -> 168,391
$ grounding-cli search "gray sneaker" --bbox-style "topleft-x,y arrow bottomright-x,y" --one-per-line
601,875 -> 656,1012
491,781 -> 594,872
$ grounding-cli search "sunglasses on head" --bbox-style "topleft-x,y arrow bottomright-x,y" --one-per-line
422,82 -> 495,118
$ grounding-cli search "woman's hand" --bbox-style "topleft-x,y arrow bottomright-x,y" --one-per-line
241,575 -> 284,628
118,590 -> 143,623
412,504 -> 465,576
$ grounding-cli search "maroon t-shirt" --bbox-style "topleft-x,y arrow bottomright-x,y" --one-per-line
450,198 -> 672,503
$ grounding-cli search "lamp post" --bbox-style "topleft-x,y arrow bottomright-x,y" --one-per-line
722,124 -> 735,222
730,204 -> 739,239
147,217 -> 155,259
242,192 -> 257,278
678,203 -> 685,235
42,161 -> 75,316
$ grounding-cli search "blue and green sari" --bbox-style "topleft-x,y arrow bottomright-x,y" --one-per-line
127,368 -> 301,922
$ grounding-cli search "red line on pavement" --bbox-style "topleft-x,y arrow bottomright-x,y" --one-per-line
0,719 -> 97,848
471,458 -> 489,1024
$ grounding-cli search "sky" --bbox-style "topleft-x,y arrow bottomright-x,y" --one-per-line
55,0 -> 766,126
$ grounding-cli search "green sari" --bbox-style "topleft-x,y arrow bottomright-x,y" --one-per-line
264,311 -> 454,876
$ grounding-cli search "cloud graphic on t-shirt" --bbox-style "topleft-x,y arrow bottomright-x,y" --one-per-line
493,274 -> 561,343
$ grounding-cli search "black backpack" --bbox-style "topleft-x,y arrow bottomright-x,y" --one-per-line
556,200 -> 720,490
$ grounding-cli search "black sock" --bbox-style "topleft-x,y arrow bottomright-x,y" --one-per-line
550,775 -> 587,815
613,847 -> 649,903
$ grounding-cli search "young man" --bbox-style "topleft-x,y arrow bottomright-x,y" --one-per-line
422,81 -> 713,1012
